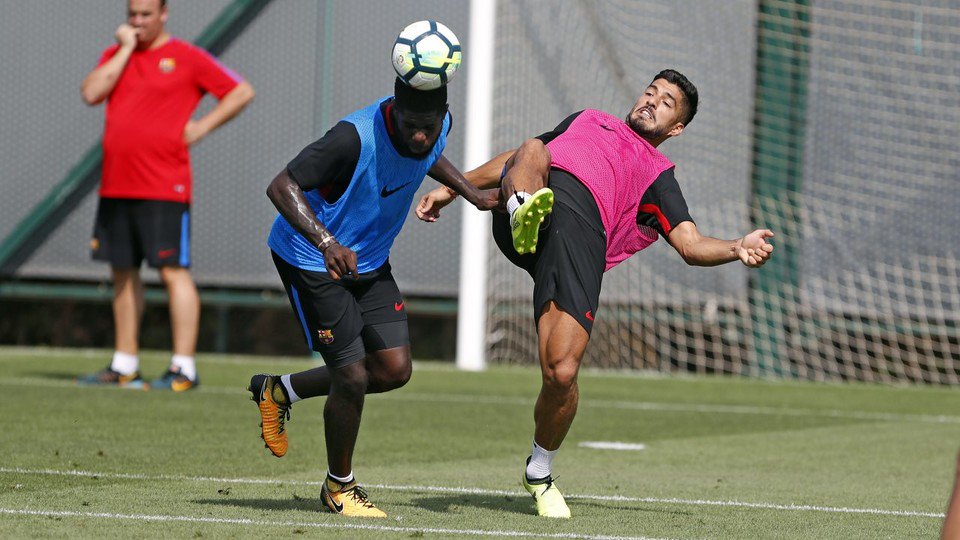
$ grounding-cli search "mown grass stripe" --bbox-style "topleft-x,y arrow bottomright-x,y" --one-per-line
0,467 -> 944,519
5,376 -> 958,425
0,507 -> 663,540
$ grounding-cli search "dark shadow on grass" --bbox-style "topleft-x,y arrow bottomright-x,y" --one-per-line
27,371 -> 89,382
406,493 -> 533,516
407,494 -> 695,518
571,499 -> 694,516
195,493 -> 695,519
194,496 -> 322,512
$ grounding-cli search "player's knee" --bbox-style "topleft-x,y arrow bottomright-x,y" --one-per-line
159,266 -> 193,286
518,137 -> 546,155
388,360 -> 412,389
376,355 -> 412,391
541,355 -> 579,391
517,138 -> 551,168
333,363 -> 369,396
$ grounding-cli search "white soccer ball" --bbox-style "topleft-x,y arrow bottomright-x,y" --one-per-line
392,20 -> 462,90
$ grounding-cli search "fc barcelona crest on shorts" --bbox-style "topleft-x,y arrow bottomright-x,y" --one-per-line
318,329 -> 334,345
159,58 -> 176,73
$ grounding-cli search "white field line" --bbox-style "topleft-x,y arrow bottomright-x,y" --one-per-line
0,508 -> 661,540
2,376 -> 959,425
0,467 -> 945,519
579,441 -> 647,451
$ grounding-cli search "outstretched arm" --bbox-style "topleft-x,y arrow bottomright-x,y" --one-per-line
465,149 -> 517,189
417,138 -> 551,222
427,155 -> 500,210
417,149 -> 515,222
266,169 -> 357,280
667,221 -> 774,267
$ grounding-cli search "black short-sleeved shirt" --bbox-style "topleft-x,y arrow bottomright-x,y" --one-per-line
285,99 -> 452,204
535,111 -> 694,237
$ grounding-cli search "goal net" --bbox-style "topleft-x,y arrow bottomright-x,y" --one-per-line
482,0 -> 959,384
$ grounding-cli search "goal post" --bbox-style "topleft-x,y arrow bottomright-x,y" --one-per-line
456,0 -> 497,371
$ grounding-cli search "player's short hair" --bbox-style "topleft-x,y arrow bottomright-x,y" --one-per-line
652,69 -> 698,126
393,77 -> 447,115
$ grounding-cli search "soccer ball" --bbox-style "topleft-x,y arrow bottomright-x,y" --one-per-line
392,20 -> 462,90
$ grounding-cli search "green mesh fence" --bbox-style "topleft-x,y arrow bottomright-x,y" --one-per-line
485,0 -> 959,384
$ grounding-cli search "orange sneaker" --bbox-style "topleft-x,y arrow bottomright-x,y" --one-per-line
321,476 -> 387,518
248,374 -> 291,457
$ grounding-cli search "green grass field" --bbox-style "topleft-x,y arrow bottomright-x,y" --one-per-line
0,347 -> 957,538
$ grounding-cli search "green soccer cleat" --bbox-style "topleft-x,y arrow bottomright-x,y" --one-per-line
77,366 -> 147,390
521,462 -> 571,518
510,188 -> 554,255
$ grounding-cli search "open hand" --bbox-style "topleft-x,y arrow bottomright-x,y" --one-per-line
737,229 -> 775,267
416,187 -> 457,222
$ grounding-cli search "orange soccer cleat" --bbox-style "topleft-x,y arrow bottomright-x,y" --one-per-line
248,374 -> 291,457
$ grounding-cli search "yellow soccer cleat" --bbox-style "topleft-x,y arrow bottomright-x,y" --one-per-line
321,476 -> 387,518
510,187 -> 554,255
522,469 -> 571,519
248,374 -> 291,458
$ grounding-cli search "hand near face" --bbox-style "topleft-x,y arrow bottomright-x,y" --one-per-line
115,24 -> 139,49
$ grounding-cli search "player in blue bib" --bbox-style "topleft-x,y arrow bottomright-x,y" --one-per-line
248,79 -> 500,518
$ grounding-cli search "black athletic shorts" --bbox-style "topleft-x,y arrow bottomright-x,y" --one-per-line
492,168 -> 606,334
271,251 -> 409,368
91,198 -> 191,268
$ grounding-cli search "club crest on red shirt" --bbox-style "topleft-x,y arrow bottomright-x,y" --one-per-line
159,58 -> 176,73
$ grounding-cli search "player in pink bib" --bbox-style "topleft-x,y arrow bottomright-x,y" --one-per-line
418,69 -> 775,518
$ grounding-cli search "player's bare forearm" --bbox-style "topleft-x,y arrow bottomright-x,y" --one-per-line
187,81 -> 255,143
80,45 -> 135,105
428,156 -> 499,210
464,150 -> 517,189
266,169 -> 337,251
667,221 -> 774,267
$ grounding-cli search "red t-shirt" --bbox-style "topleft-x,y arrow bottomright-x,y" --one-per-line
97,38 -> 242,202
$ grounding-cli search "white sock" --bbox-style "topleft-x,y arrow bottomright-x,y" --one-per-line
171,354 -> 196,381
110,351 -> 139,375
507,191 -> 532,217
327,470 -> 354,484
526,441 -> 557,480
280,374 -> 302,404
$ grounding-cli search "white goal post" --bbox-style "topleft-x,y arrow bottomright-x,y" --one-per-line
456,0 -> 497,371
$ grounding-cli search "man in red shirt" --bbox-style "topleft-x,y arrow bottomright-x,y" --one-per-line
78,0 -> 255,391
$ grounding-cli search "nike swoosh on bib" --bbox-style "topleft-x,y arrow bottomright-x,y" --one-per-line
381,181 -> 413,197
